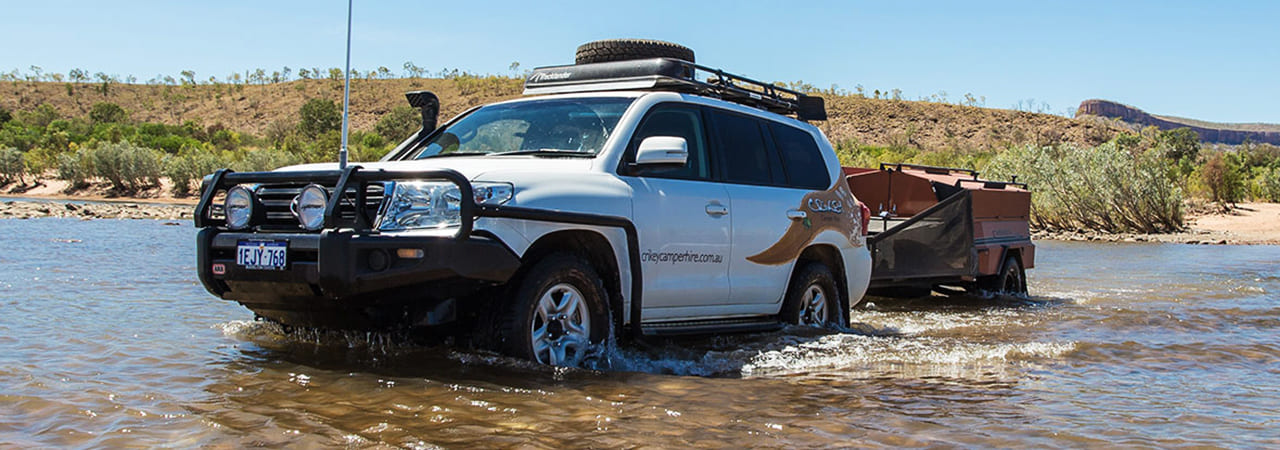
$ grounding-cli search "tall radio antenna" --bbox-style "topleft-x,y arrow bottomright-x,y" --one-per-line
339,0 -> 353,169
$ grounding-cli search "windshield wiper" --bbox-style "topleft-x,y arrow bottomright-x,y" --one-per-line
419,151 -> 490,159
489,149 -> 595,157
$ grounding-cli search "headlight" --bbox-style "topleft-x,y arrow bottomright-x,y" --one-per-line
293,184 -> 329,230
378,181 -> 513,231
224,185 -> 255,230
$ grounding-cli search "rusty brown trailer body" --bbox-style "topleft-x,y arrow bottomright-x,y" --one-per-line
844,163 -> 1034,295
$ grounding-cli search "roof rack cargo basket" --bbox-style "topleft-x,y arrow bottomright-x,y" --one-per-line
523,57 -> 827,121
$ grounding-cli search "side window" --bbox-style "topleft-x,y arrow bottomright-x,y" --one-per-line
709,110 -> 783,185
629,105 -> 710,180
770,123 -> 831,190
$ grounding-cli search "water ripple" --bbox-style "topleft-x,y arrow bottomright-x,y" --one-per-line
3,219 -> 1280,447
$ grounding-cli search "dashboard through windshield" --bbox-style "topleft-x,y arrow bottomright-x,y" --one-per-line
411,97 -> 635,159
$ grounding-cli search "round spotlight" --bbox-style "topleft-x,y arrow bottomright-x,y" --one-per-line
295,184 -> 329,231
224,185 -> 255,230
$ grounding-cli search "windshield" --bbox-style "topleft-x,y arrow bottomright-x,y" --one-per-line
411,97 -> 635,159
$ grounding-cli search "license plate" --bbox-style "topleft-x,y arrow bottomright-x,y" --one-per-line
236,240 -> 287,270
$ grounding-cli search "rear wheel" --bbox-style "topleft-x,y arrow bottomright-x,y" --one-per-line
781,262 -> 843,328
500,253 -> 610,366
980,254 -> 1027,295
575,39 -> 696,64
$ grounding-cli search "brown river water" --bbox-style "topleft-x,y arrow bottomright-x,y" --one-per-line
1,218 -> 1277,448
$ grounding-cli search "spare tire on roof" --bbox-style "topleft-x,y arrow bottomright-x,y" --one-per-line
575,39 -> 695,65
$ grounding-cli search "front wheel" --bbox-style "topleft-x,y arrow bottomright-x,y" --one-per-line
500,253 -> 610,366
781,262 -> 844,328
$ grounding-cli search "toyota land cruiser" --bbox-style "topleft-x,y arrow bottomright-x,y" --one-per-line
195,40 -> 872,366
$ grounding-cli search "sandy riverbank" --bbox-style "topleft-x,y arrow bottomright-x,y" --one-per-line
3,179 -> 198,205
0,199 -> 193,220
1,178 -> 196,220
1034,202 -> 1280,245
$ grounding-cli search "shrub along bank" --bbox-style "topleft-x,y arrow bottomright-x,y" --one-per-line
0,98 -> 415,196
836,127 -> 1280,233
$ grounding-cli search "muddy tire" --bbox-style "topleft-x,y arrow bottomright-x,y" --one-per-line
781,262 -> 843,328
980,255 -> 1027,295
575,39 -> 695,65
499,253 -> 610,366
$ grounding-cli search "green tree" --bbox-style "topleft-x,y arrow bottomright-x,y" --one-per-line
297,98 -> 341,138
264,119 -> 296,148
19,104 -> 61,128
1200,152 -> 1244,204
1260,166 -> 1280,201
374,105 -> 419,143
164,148 -> 225,196
95,72 -> 112,96
1159,127 -> 1200,161
89,102 -> 128,124
234,148 -> 302,172
68,68 -> 88,83
403,61 -> 425,78
0,147 -> 25,184
0,106 -> 10,124
1113,132 -> 1142,152
57,148 -> 94,188
91,140 -> 162,193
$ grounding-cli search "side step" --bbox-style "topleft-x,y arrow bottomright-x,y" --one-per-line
641,317 -> 783,337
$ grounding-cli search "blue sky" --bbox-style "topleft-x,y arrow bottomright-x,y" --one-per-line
3,0 -> 1278,123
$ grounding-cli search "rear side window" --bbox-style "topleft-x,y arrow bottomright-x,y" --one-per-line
770,123 -> 831,190
708,110 -> 784,185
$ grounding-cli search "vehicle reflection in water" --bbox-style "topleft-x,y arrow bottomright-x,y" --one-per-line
1,219 -> 1278,447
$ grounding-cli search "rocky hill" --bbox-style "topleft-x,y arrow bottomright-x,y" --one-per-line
2,78 -> 1128,151
1076,99 -> 1280,145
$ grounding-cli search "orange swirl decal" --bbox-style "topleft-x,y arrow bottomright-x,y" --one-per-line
746,182 -> 863,265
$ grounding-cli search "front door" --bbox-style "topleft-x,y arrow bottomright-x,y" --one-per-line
623,104 -> 731,319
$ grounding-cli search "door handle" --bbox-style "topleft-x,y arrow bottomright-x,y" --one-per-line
705,204 -> 729,216
786,209 -> 807,220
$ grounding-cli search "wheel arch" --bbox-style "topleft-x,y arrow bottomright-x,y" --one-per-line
997,245 -> 1025,275
793,244 -> 850,326
519,229 -> 624,331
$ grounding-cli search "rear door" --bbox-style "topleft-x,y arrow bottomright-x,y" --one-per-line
620,104 -> 732,316
706,109 -> 811,308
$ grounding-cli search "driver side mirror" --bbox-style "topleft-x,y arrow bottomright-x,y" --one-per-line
635,136 -> 688,166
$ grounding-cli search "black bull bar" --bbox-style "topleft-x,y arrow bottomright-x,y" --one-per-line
194,165 -> 646,337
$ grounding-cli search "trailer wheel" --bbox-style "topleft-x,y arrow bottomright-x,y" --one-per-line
782,262 -> 843,328
499,253 -> 610,367
981,255 -> 1027,295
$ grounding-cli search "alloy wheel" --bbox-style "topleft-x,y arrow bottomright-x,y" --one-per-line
530,283 -> 593,366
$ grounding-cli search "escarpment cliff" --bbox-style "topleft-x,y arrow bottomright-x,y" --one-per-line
1077,99 -> 1280,145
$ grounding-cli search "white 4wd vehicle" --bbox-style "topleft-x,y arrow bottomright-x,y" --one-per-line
195,40 -> 871,366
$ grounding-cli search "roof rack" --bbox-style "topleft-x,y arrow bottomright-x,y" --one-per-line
523,58 -> 827,121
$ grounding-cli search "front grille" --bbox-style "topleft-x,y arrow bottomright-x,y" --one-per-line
254,182 -> 388,231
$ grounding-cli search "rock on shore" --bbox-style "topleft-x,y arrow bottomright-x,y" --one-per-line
1033,230 -> 1235,245
0,200 -> 193,220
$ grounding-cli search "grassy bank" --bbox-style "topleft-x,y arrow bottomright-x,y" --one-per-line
3,71 -> 1278,233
